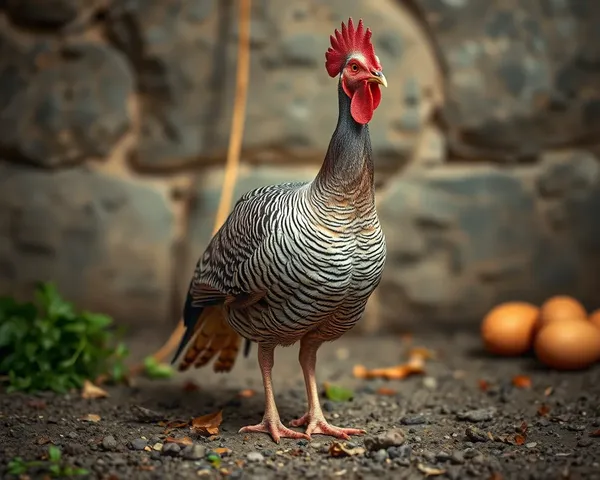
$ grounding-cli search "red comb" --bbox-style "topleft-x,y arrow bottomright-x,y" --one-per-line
325,18 -> 381,78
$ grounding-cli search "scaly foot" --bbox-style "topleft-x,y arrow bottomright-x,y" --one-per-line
290,413 -> 366,440
239,418 -> 309,443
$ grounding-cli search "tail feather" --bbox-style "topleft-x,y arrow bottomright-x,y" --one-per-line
214,333 -> 242,372
177,306 -> 241,373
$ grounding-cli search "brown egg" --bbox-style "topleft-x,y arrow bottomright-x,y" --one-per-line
590,309 -> 600,330
481,302 -> 540,356
538,295 -> 587,328
534,319 -> 600,370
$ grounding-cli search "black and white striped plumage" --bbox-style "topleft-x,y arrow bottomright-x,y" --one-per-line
172,16 -> 387,444
173,81 -> 386,367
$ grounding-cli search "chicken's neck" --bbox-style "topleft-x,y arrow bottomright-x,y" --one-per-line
312,80 -> 375,201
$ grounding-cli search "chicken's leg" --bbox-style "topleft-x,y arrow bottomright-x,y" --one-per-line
290,337 -> 366,439
239,343 -> 309,443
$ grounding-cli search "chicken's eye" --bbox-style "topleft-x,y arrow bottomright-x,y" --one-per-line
351,63 -> 358,72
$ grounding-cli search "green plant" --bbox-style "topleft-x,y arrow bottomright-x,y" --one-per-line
0,282 -> 129,393
8,445 -> 88,477
143,355 -> 174,379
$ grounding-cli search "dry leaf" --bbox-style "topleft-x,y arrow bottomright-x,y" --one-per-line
190,410 -> 223,436
80,413 -> 101,422
27,399 -> 47,410
237,389 -> 256,398
514,434 -> 526,445
417,464 -> 446,476
82,380 -> 109,399
478,379 -> 490,392
590,429 -> 600,438
512,375 -> 532,389
164,436 -> 193,447
353,346 -> 431,380
518,421 -> 528,435
182,381 -> 200,392
138,466 -> 155,472
544,386 -> 553,397
489,473 -> 504,480
376,387 -> 397,396
328,442 -> 365,457
537,404 -> 551,417
160,420 -> 189,434
37,437 -> 52,445
214,447 -> 232,456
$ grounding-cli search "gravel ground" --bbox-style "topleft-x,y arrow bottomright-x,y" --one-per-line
1,330 -> 599,479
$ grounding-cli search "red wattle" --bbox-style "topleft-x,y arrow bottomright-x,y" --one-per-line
350,82 -> 380,125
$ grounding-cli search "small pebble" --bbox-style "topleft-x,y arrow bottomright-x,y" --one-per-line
372,449 -> 388,462
102,435 -> 117,451
364,428 -> 406,451
162,443 -> 181,456
247,451 -> 264,462
182,444 -> 206,460
457,407 -> 496,422
401,414 -> 427,425
130,438 -> 147,451
577,438 -> 593,448
465,426 -> 488,443
526,442 -> 538,449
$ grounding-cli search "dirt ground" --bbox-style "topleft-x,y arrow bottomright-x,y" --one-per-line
1,329 -> 599,480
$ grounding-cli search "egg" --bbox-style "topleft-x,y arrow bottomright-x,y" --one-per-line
481,302 -> 539,356
538,295 -> 587,328
590,309 -> 600,330
534,319 -> 600,370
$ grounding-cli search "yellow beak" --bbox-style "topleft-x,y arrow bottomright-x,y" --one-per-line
368,71 -> 387,88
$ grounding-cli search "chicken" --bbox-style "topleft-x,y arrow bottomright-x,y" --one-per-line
172,18 -> 387,443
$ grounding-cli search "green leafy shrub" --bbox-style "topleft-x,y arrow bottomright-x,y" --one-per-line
0,282 -> 129,393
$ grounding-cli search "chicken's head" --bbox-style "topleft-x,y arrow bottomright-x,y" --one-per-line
325,18 -> 387,125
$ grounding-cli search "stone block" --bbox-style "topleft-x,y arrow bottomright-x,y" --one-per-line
416,0 -> 600,161
105,0 -> 441,170
0,27 -> 134,168
0,162 -> 175,330
377,152 -> 600,331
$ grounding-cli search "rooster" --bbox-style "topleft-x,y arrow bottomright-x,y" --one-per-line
173,18 -> 387,443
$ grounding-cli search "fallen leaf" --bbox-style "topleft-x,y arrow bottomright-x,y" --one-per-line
160,420 -> 189,434
237,389 -> 256,398
191,410 -> 223,436
80,413 -> 101,422
182,381 -> 200,392
590,429 -> 600,438
164,436 -> 193,447
417,464 -> 446,476
489,473 -> 504,480
478,379 -> 490,392
353,364 -> 424,380
328,442 -> 365,457
27,399 -> 47,410
214,447 -> 232,456
544,386 -> 553,397
324,383 -> 354,402
37,437 -> 52,445
82,380 -> 109,399
537,404 -> 551,417
512,375 -> 532,389
376,387 -> 397,396
518,421 -> 528,435
514,434 -> 526,445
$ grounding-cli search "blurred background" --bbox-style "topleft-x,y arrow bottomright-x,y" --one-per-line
1,0 -> 600,338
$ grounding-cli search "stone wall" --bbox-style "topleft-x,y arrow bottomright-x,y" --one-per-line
1,0 -> 599,334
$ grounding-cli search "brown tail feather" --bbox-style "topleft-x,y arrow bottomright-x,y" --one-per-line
214,332 -> 242,372
178,306 -> 241,373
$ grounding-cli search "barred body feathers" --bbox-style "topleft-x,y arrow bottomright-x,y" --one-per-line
172,16 -> 388,444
